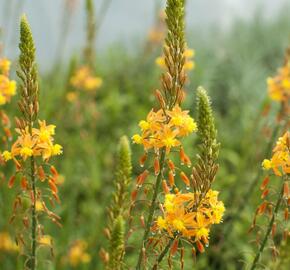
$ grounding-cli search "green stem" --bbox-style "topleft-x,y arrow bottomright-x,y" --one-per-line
250,178 -> 286,270
30,155 -> 37,270
152,238 -> 174,269
136,149 -> 166,270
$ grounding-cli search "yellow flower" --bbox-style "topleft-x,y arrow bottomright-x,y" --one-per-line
0,58 -> 11,75
172,219 -> 186,232
132,134 -> 143,144
38,235 -> 52,246
2,150 -> 12,161
0,232 -> 19,252
71,66 -> 102,91
52,144 -> 63,156
157,216 -> 167,230
68,240 -> 91,267
139,120 -> 150,131
262,159 -> 272,170
66,91 -> 78,102
262,131 -> 289,176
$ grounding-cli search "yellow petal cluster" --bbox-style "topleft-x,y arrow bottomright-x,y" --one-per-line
70,66 -> 102,91
267,59 -> 290,102
132,105 -> 197,153
0,232 -> 19,252
2,120 -> 63,162
156,190 -> 225,245
67,240 -> 91,267
262,131 -> 290,176
0,58 -> 16,105
155,46 -> 195,71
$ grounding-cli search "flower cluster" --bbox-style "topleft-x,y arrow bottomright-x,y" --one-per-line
0,58 -> 16,105
262,131 -> 289,176
70,66 -> 102,91
132,105 -> 197,154
267,58 -> 290,102
65,240 -> 91,267
2,120 -> 63,163
0,232 -> 19,253
156,46 -> 195,71
155,190 -> 225,252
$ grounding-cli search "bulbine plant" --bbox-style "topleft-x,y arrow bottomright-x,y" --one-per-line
2,15 -> 63,270
110,0 -> 222,269
249,131 -> 289,269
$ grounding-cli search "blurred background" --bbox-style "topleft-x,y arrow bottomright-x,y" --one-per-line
0,0 -> 290,269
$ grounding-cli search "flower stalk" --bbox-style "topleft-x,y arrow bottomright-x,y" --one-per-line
250,178 -> 286,270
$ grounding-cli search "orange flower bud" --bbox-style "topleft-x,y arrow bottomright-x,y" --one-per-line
21,177 -> 28,190
131,189 -> 138,201
38,166 -> 46,181
196,240 -> 204,253
284,208 -> 289,221
8,175 -> 16,188
49,179 -> 58,194
257,201 -> 268,215
261,189 -> 269,199
162,180 -> 170,193
137,170 -> 149,186
180,172 -> 190,186
168,159 -> 175,171
50,166 -> 58,178
154,157 -> 160,175
180,148 -> 185,164
260,176 -> 270,190
283,182 -> 289,198
139,153 -> 147,167
168,170 -> 175,187
140,215 -> 145,228
170,239 -> 179,256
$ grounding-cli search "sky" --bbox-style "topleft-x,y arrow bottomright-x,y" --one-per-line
0,0 -> 288,70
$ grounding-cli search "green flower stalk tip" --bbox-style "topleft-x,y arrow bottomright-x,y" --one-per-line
108,216 -> 125,270
196,86 -> 220,160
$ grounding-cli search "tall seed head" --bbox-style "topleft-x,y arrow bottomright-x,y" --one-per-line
17,15 -> 39,123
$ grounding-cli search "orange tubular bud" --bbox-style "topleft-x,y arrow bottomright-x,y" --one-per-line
50,166 -> 58,177
154,157 -> 160,175
258,201 -> 268,215
168,159 -> 175,172
196,241 -> 205,253
179,148 -> 185,164
284,208 -> 289,221
183,154 -> 192,167
180,172 -> 190,186
139,153 -> 147,167
162,180 -> 170,194
131,189 -> 138,201
38,166 -> 46,181
140,215 -> 145,228
261,189 -> 269,199
49,179 -> 58,194
52,192 -> 60,203
170,239 -> 179,256
283,182 -> 289,198
168,170 -> 175,187
8,175 -> 16,188
137,170 -> 149,186
21,177 -> 28,190
283,229 -> 288,241
260,176 -> 270,190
